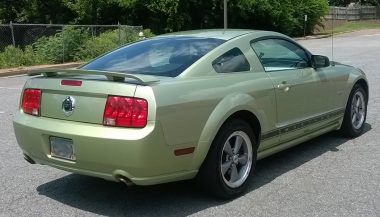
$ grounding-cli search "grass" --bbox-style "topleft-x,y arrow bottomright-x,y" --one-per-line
317,20 -> 380,35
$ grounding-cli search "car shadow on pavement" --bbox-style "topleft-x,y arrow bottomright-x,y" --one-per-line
37,123 -> 372,217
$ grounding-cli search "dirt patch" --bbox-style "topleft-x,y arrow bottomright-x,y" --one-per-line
315,19 -> 348,33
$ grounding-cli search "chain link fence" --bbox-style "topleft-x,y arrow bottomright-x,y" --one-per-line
0,23 -> 143,67
0,23 -> 142,49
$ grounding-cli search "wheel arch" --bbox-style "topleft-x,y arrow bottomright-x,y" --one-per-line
190,94 -> 264,171
355,78 -> 369,101
224,110 -> 261,145
339,77 -> 369,137
343,77 -> 369,110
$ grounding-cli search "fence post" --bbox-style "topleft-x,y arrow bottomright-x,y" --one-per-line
118,21 -> 121,45
345,7 -> 348,20
62,26 -> 65,63
9,21 -> 16,46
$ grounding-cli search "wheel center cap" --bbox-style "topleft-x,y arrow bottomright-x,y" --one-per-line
232,155 -> 239,164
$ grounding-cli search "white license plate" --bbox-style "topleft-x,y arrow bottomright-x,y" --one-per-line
50,137 -> 76,161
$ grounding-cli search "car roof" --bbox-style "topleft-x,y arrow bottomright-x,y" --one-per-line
158,29 -> 283,41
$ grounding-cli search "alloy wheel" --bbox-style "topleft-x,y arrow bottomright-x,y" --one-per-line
220,131 -> 253,188
351,90 -> 366,130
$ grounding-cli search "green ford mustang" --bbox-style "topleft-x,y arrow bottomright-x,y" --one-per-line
13,29 -> 368,198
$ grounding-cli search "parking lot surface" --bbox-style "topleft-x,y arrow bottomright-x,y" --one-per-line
0,30 -> 379,217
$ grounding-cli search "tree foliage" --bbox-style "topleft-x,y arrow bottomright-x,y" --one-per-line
0,0 -> 74,23
63,0 -> 126,24
0,0 -> 332,36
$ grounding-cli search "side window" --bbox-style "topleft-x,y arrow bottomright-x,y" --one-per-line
251,39 -> 310,72
212,48 -> 250,73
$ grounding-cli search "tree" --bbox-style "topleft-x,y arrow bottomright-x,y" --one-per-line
0,0 -> 25,23
220,0 -> 329,36
22,0 -> 74,23
117,0 -> 191,32
63,0 -> 123,24
0,0 -> 331,36
0,0 -> 74,23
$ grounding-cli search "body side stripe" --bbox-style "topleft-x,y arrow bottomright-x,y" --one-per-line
261,108 -> 345,141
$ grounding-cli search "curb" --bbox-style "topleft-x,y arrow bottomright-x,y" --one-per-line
0,62 -> 84,77
295,34 -> 330,41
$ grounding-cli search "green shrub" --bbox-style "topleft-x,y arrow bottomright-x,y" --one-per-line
0,28 -> 155,69
22,46 -> 48,65
142,29 -> 155,38
74,30 -> 120,61
0,45 -> 48,69
75,29 -> 154,61
33,26 -> 88,63
0,46 -> 24,68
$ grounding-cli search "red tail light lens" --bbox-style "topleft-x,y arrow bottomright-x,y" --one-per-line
22,89 -> 42,116
61,80 -> 82,86
103,96 -> 148,128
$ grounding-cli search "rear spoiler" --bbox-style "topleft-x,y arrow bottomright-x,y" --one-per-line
28,68 -> 159,85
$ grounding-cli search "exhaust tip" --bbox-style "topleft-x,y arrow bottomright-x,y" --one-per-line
23,154 -> 36,164
115,175 -> 134,187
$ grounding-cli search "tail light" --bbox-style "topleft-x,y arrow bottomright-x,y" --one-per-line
103,96 -> 148,128
22,89 -> 42,116
61,80 -> 82,86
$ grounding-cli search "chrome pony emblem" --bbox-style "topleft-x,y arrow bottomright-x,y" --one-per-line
62,96 -> 76,116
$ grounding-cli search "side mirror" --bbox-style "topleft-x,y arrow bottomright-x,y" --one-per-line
311,55 -> 330,68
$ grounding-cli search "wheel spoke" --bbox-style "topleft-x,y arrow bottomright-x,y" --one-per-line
224,141 -> 233,156
358,99 -> 364,113
234,136 -> 243,154
356,96 -> 360,108
352,113 -> 357,125
221,161 -> 232,175
238,154 -> 248,165
230,164 -> 239,182
352,97 -> 356,107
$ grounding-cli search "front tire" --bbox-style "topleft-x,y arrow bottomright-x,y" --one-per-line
196,119 -> 257,199
341,84 -> 367,137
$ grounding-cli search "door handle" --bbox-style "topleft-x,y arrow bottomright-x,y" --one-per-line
276,82 -> 292,91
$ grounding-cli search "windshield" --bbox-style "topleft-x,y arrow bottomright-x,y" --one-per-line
82,37 -> 225,77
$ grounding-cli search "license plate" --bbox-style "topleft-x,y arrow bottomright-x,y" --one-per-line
50,136 -> 76,161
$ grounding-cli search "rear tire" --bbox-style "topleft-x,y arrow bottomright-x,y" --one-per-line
341,84 -> 367,137
196,119 -> 257,199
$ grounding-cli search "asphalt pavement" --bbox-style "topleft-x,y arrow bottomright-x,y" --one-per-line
0,30 -> 379,217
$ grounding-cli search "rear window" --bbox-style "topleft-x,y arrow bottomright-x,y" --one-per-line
82,37 -> 225,77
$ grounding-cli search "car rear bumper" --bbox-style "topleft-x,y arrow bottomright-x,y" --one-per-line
13,112 -> 197,185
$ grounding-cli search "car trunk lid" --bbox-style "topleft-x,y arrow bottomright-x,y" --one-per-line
24,69 -> 159,125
